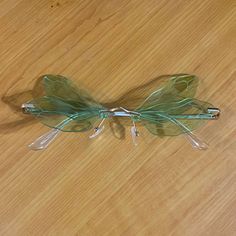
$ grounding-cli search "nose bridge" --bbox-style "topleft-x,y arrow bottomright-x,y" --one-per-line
99,107 -> 141,120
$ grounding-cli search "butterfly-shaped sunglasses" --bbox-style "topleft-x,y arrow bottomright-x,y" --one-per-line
22,74 -> 220,150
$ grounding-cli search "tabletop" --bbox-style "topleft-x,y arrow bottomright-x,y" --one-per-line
0,0 -> 235,235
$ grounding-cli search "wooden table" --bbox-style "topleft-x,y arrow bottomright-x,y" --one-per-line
0,1 -> 235,235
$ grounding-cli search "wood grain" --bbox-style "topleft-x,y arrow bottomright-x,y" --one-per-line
0,0 -> 235,235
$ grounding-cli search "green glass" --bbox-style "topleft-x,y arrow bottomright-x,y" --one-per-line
25,74 -> 104,132
23,74 -> 219,137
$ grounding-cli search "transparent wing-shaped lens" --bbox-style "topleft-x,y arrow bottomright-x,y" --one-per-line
24,75 -> 105,132
141,99 -> 213,136
24,96 -> 100,132
103,74 -> 198,126
32,74 -> 102,109
135,74 -> 198,111
105,74 -> 197,111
